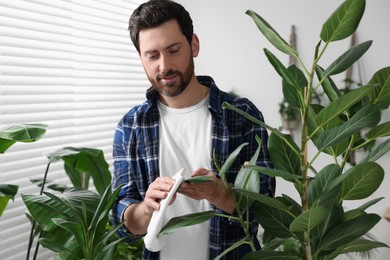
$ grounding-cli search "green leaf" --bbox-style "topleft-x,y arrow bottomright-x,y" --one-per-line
252,202 -> 295,238
290,207 -> 328,233
0,197 -> 10,218
320,0 -> 366,42
282,65 -> 306,109
268,132 -> 301,176
323,41 -> 372,77
360,138 -> 390,163
340,238 -> 389,254
316,105 -> 380,149
340,162 -> 384,200
237,189 -> 290,212
367,66 -> 390,109
160,211 -> 218,235
246,10 -> 297,56
49,147 -> 112,196
319,213 -> 380,251
0,123 -> 48,153
308,164 -> 341,208
358,197 -> 384,211
264,49 -> 302,92
366,121 -> 390,140
219,142 -> 248,180
0,184 -> 18,199
244,165 -> 302,183
51,218 -> 87,256
39,238 -> 80,259
184,176 -> 214,183
235,136 -> 261,193
243,250 -> 300,260
315,66 -> 341,102
315,85 -> 374,128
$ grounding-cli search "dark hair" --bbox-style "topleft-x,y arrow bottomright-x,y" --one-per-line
129,0 -> 194,53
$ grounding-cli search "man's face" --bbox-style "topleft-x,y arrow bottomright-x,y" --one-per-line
138,19 -> 198,97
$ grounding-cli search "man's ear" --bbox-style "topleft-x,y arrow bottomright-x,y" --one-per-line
191,34 -> 200,58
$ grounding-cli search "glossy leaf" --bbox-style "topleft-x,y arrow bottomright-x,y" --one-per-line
319,213 -> 380,251
323,41 -> 372,77
268,132 -> 301,176
360,138 -> 390,163
246,10 -> 297,56
320,0 -> 365,42
315,66 -> 341,102
340,162 -> 384,200
358,197 -> 384,211
340,238 -> 389,254
367,66 -> 390,109
39,238 -> 80,259
235,136 -> 261,192
48,147 -> 112,196
282,65 -> 306,109
237,189 -> 290,212
316,105 -> 380,149
244,165 -> 302,183
252,202 -> 295,238
264,49 -> 302,92
366,121 -> 390,140
290,207 -> 327,233
0,123 -> 48,153
184,176 -> 214,183
219,142 -> 248,180
0,184 -> 19,217
160,211 -> 217,235
308,164 -> 341,208
315,85 -> 374,128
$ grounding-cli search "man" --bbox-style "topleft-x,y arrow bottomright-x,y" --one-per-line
111,1 -> 275,259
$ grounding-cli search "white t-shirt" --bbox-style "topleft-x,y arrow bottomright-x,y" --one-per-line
157,95 -> 212,260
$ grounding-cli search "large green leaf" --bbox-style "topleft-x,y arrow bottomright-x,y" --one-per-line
268,132 -> 301,176
340,238 -> 389,254
367,66 -> 390,109
289,207 -> 328,233
22,188 -> 100,232
243,250 -> 300,260
0,184 -> 19,217
316,105 -> 380,149
282,65 -> 306,109
360,138 -> 390,163
366,121 -> 390,140
315,66 -> 341,102
264,49 -> 302,92
320,0 -> 365,42
308,164 -> 341,208
315,85 -> 374,128
244,165 -> 302,183
48,147 -> 112,196
252,202 -> 295,238
0,123 -> 48,153
237,189 -> 290,213
39,238 -> 80,259
323,41 -> 372,77
219,142 -> 248,180
318,213 -> 380,252
340,162 -> 384,200
246,10 -> 297,56
159,211 -> 218,235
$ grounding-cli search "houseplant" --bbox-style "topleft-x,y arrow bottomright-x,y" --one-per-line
22,147 -> 141,260
158,0 -> 390,259
0,123 -> 48,217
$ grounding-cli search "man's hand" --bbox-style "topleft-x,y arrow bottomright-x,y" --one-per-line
179,168 -> 235,213
124,176 -> 176,235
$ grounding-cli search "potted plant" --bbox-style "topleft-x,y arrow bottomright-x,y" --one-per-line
157,0 -> 390,259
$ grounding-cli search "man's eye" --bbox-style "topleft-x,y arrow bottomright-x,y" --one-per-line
147,55 -> 158,60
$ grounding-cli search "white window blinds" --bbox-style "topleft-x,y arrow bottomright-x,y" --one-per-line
0,0 -> 147,259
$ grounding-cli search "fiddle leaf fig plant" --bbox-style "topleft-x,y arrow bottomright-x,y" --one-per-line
159,0 -> 390,259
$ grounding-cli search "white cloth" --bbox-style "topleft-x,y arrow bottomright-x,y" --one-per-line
157,95 -> 212,260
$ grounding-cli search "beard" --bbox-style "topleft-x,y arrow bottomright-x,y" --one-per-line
148,57 -> 194,97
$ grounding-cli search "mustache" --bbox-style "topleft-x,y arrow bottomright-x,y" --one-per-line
157,70 -> 179,79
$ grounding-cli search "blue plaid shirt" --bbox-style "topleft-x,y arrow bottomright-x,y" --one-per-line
112,76 -> 275,260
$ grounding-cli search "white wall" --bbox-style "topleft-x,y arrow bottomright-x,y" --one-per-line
178,0 -> 390,259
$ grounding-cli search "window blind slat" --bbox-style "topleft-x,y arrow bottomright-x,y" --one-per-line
0,1 -> 147,259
